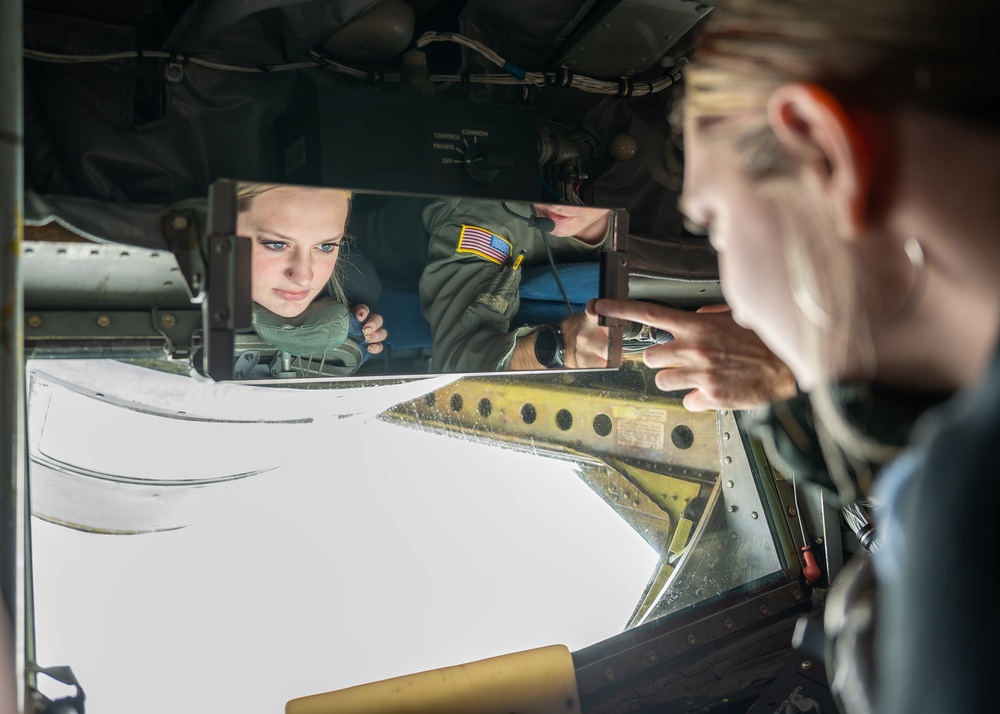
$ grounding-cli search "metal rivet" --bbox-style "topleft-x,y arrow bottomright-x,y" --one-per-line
724,619 -> 733,630
723,432 -> 731,440
788,507 -> 798,517
724,456 -> 733,464
604,668 -> 616,681
646,651 -> 657,663
728,505 -> 737,513
686,634 -> 697,646
160,313 -> 176,328
759,605 -> 769,616
751,511 -> 759,520
800,661 -> 813,671
27,315 -> 42,328
727,480 -> 735,488
96,315 -> 111,328
170,214 -> 189,231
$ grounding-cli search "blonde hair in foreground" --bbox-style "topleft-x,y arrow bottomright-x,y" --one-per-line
683,0 -> 1000,494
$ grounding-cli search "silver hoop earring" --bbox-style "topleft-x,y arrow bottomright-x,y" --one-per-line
792,282 -> 835,331
879,236 -> 927,326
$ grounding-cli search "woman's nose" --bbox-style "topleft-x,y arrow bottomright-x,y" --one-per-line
285,252 -> 313,286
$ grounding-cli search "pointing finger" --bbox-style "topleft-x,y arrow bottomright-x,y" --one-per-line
594,299 -> 697,334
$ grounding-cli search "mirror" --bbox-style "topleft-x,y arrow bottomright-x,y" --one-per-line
216,179 -> 628,382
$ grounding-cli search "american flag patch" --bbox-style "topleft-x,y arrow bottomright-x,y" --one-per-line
457,225 -> 513,266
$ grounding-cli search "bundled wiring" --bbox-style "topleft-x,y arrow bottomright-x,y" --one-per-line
25,31 -> 685,97
23,47 -> 322,74
842,501 -> 879,552
415,31 -> 685,97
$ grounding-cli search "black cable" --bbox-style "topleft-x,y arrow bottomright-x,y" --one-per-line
541,231 -> 574,319
501,201 -> 554,232
501,203 -> 573,317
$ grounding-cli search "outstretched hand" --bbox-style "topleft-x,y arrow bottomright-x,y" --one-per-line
353,305 -> 387,354
594,299 -> 797,411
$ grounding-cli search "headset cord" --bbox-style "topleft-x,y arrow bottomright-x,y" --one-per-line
541,232 -> 574,319
501,202 -> 573,318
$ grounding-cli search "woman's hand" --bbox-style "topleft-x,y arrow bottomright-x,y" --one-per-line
594,299 -> 797,411
353,305 -> 387,354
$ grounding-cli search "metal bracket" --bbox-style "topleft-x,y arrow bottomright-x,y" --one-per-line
600,209 -> 630,370
151,308 -> 202,361
161,209 -> 206,304
165,60 -> 185,83
29,663 -> 86,714
203,179 -> 253,381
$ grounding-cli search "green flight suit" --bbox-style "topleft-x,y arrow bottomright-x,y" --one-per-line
419,198 -> 606,372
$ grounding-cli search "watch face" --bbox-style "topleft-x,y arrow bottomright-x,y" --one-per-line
534,326 -> 564,368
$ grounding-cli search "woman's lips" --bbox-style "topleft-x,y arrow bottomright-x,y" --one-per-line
273,288 -> 310,301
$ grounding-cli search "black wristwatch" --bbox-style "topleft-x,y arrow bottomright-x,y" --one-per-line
534,325 -> 565,368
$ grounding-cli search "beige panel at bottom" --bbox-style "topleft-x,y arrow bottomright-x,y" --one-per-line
286,644 -> 582,714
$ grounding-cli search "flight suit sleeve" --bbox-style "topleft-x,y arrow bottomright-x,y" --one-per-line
418,200 -> 532,372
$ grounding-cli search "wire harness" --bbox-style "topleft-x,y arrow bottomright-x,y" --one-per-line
25,30 -> 684,97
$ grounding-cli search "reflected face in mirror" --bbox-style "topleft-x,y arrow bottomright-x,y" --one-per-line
532,204 -> 611,243
237,184 -> 351,319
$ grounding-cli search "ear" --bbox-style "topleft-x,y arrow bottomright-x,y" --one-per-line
765,82 -> 873,239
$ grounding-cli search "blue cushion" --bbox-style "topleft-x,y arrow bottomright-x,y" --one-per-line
376,262 -> 600,351
518,263 -> 599,303
515,262 -> 598,326
378,284 -> 432,351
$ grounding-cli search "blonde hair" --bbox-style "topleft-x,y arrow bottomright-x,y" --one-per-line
237,181 -> 354,306
681,0 -> 1000,492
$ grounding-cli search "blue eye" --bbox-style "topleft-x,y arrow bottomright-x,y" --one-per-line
260,240 -> 287,252
317,242 -> 341,253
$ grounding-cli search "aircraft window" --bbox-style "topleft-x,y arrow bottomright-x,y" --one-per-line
26,358 -> 785,714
